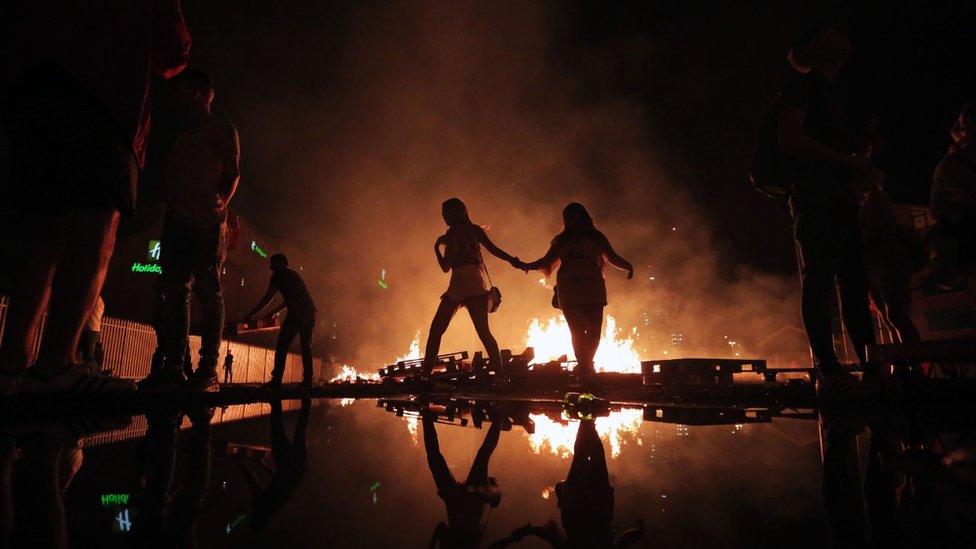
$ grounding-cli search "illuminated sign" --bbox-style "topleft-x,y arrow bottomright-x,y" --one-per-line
114,509 -> 133,533
148,240 -> 161,261
131,262 -> 162,274
101,493 -> 130,506
251,241 -> 268,258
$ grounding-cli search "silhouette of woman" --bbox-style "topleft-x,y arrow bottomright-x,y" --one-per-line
520,203 -> 633,382
488,419 -> 643,548
424,409 -> 503,548
424,198 -> 521,379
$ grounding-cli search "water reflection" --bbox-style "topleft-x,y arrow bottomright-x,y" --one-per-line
0,393 -> 974,547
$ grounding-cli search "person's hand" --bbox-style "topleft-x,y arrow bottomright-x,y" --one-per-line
626,264 -> 634,280
435,234 -> 447,249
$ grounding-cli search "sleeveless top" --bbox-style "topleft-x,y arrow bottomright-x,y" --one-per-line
555,234 -> 607,306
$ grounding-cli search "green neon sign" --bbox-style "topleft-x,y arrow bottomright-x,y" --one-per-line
251,240 -> 268,258
131,262 -> 162,274
101,493 -> 130,506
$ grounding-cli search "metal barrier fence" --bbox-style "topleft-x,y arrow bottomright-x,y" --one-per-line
0,296 -> 326,446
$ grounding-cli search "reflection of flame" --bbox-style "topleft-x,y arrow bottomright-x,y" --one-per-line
526,408 -> 644,459
405,416 -> 419,443
525,315 -> 640,373
340,398 -> 356,407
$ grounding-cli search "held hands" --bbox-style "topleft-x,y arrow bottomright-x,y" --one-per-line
509,257 -> 529,273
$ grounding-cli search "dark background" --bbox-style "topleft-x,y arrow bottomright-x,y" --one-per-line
163,0 -> 976,275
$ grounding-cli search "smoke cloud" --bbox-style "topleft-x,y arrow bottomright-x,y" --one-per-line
229,0 -> 809,369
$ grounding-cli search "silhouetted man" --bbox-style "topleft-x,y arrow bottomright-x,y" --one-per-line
244,254 -> 317,388
140,69 -> 241,392
777,21 -> 878,379
223,348 -> 234,384
232,398 -> 311,531
0,1 -> 190,395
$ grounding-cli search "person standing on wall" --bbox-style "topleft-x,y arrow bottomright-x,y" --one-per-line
139,69 -> 242,392
775,20 -> 879,384
243,254 -> 317,388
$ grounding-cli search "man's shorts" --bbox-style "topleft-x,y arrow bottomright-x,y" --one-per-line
4,62 -> 137,217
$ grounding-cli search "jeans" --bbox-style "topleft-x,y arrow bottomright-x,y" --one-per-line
159,219 -> 225,371
793,204 -> 876,366
271,312 -> 315,382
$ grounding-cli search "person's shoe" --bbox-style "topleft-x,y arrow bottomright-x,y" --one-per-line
21,367 -> 136,394
138,368 -> 186,390
184,368 -> 219,392
261,378 -> 282,390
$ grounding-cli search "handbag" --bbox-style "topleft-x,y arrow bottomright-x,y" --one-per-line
485,264 -> 502,313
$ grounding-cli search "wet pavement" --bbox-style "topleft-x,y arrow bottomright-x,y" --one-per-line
2,392 -> 975,548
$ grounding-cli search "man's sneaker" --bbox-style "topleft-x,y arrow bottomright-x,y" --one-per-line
184,369 -> 219,392
138,368 -> 186,390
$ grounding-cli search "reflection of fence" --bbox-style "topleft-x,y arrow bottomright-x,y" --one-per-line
0,296 -> 325,447
83,400 -> 310,447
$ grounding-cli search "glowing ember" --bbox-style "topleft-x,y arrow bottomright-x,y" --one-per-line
525,315 -> 641,373
526,408 -> 644,458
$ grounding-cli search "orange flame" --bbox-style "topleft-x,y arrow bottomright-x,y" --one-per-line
526,408 -> 644,459
525,315 -> 641,374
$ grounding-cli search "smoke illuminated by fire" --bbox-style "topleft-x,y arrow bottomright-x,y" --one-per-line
525,315 -> 641,374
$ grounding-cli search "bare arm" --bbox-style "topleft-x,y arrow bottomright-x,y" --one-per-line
476,228 -> 520,267
152,0 -> 192,79
523,242 -> 560,276
434,235 -> 450,273
596,231 -> 634,278
217,123 -> 241,204
244,286 -> 277,321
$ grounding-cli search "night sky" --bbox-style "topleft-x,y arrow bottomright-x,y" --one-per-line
164,1 -> 976,275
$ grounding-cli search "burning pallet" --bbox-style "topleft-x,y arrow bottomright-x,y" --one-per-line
377,348 -> 536,382
641,358 -> 768,387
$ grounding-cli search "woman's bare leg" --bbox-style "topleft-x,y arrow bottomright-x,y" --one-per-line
564,305 -> 603,380
423,298 -> 459,376
466,295 -> 503,375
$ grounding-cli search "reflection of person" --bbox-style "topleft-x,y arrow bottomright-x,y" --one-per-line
423,198 -> 521,381
491,420 -> 643,548
424,408 -> 502,548
520,203 -> 633,383
244,254 -> 318,388
777,20 -> 877,374
233,398 -> 311,531
134,405 -> 213,547
0,1 -> 190,395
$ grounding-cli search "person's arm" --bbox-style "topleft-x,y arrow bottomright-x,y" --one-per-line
244,286 -> 277,322
595,232 -> 634,279
476,228 -> 520,267
434,235 -> 451,273
777,107 -> 862,171
217,123 -> 241,204
523,242 -> 560,276
152,0 -> 192,79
